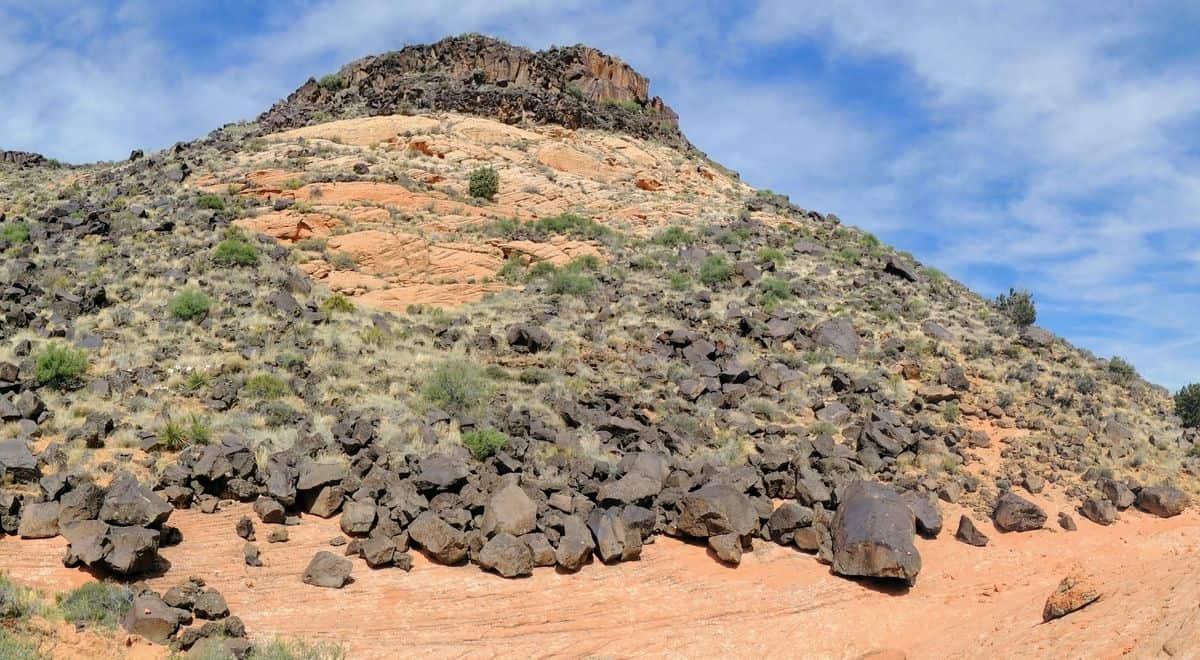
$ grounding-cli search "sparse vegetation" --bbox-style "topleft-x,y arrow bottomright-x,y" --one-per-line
653,226 -> 695,247
168,288 -> 213,321
533,213 -> 612,241
244,373 -> 289,400
56,582 -> 132,629
251,638 -> 347,660
461,428 -> 508,460
1176,383 -> 1200,428
469,166 -> 499,200
422,360 -> 488,412
160,414 -> 213,449
0,220 -> 30,246
214,235 -> 260,267
34,343 -> 89,390
320,293 -> 355,314
994,288 -> 1036,327
197,194 -> 225,210
0,572 -> 43,620
699,255 -> 732,287
317,73 -> 345,91
1108,356 -> 1137,382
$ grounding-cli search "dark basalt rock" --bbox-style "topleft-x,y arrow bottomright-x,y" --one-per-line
830,481 -> 921,586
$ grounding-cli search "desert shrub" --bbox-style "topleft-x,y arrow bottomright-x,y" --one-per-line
251,638 -> 347,660
498,256 -> 525,282
1076,374 -> 1098,395
243,373 -> 288,400
293,237 -> 327,251
282,178 -> 304,190
34,343 -> 88,390
320,293 -> 355,314
422,360 -> 488,412
57,582 -> 132,629
213,237 -> 259,267
717,227 -> 751,245
469,166 -> 499,200
168,288 -> 213,322
758,276 -> 792,311
653,226 -> 694,247
263,401 -> 298,428
160,414 -> 212,449
994,288 -> 1036,327
548,269 -> 594,295
668,272 -> 691,290
185,372 -> 210,392
1176,383 -> 1200,428
0,572 -> 43,620
0,221 -> 30,246
1108,356 -> 1137,382
835,247 -> 862,264
533,213 -> 612,241
0,629 -> 42,659
326,251 -> 356,270
699,255 -> 732,287
526,260 -> 558,280
757,247 -> 785,266
197,194 -> 225,210
461,428 -> 508,460
317,73 -> 344,91
941,401 -> 960,423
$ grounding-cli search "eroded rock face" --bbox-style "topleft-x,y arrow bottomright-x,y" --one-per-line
257,35 -> 685,147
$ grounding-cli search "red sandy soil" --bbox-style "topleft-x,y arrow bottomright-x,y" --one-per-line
3,500 -> 1199,659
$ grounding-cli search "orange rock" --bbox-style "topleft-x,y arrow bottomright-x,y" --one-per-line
1043,572 -> 1101,622
235,211 -> 339,242
635,177 -> 663,191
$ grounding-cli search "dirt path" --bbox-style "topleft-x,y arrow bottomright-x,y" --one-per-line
3,501 -> 1199,659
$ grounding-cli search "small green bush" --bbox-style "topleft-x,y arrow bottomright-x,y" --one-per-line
994,288 -> 1036,327
326,251 -> 356,270
251,638 -> 347,660
461,428 -> 508,460
0,629 -> 42,659
533,213 -> 612,241
757,247 -> 786,266
197,194 -> 225,210
0,572 -> 44,620
160,414 -> 212,449
1108,356 -> 1137,382
243,373 -> 288,400
653,226 -> 694,247
758,276 -> 792,311
168,288 -> 213,322
34,343 -> 88,390
185,372 -> 210,392
0,221 -> 30,246
1176,383 -> 1200,428
668,272 -> 691,290
57,582 -> 132,629
699,255 -> 732,287
213,237 -> 259,267
469,166 -> 499,200
547,270 -> 594,295
498,256 -> 525,282
317,73 -> 345,91
941,401 -> 960,423
835,247 -> 862,264
320,293 -> 355,314
422,360 -> 488,412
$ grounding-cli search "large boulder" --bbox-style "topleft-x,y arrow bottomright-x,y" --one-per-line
18,501 -> 60,539
0,439 -> 38,482
1078,497 -> 1117,526
954,515 -> 989,547
1098,479 -> 1135,510
302,551 -> 352,588
339,501 -> 376,536
830,481 -> 921,586
1136,486 -> 1188,518
676,484 -> 758,539
59,482 -> 105,526
554,514 -> 595,571
106,526 -> 161,575
100,474 -> 172,528
121,593 -> 191,644
62,519 -> 112,566
902,492 -> 943,538
992,492 -> 1046,532
408,511 -> 467,564
413,455 -> 469,491
478,532 -> 534,578
596,473 -> 662,505
481,482 -> 537,537
811,319 -> 861,358
586,507 -> 641,563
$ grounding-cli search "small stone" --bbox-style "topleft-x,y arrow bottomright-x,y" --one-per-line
1042,572 -> 1101,621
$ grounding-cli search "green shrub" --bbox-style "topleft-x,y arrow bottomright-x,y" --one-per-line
699,255 -> 732,287
422,360 -> 488,412
185,372 -> 210,392
1176,383 -> 1200,428
757,247 -> 786,266
57,582 -> 132,629
1108,356 -> 1137,382
461,428 -> 508,460
34,343 -> 88,390
653,226 -> 694,247
213,237 -> 259,267
533,213 -> 612,241
994,288 -> 1036,327
0,221 -> 30,246
326,251 -> 356,270
197,194 -> 225,210
668,272 -> 691,290
835,247 -> 862,264
469,166 -> 499,200
547,269 -> 594,296
0,572 -> 44,620
251,638 -> 347,660
317,73 -> 345,91
942,401 -> 961,423
0,629 -> 42,659
168,288 -> 213,321
283,178 -> 304,190
160,414 -> 212,449
244,373 -> 288,400
498,256 -> 526,282
320,293 -> 355,314
758,276 -> 792,311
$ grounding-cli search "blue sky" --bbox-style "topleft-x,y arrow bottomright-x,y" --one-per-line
2,1 -> 1198,389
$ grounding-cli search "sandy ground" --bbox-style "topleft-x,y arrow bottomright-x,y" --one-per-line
3,499 -> 1199,659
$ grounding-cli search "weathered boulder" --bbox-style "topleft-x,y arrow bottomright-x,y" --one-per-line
413,455 -> 469,491
506,324 -> 554,354
811,319 -> 861,358
121,593 -> 191,644
586,507 -> 641,563
302,551 -> 352,588
830,481 -> 921,586
1042,572 -> 1101,622
361,534 -> 396,568
106,526 -> 161,574
707,533 -> 742,564
767,502 -> 813,543
1098,479 -> 1135,510
59,482 -> 105,526
478,532 -> 534,578
902,492 -> 943,538
253,497 -> 286,524
676,484 -> 758,539
62,519 -> 112,566
955,515 -> 989,546
193,589 -> 229,620
1136,486 -> 1188,518
554,514 -> 595,571
18,501 -> 60,539
481,482 -> 537,537
992,492 -> 1046,532
339,501 -> 376,536
1078,497 -> 1117,526
100,474 -> 172,528
408,511 -> 467,564
596,473 -> 662,505
0,439 -> 38,482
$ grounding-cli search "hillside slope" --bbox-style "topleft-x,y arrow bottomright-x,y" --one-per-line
0,34 -> 1197,658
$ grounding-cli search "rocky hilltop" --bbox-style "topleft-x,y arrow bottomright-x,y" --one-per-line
0,35 -> 1197,659
258,34 -> 686,147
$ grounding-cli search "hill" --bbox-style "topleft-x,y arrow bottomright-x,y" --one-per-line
0,34 -> 1196,658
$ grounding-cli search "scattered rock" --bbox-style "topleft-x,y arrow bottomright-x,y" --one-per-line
302,551 -> 353,588
1042,572 -> 1101,622
992,492 -> 1046,532
955,515 -> 989,547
